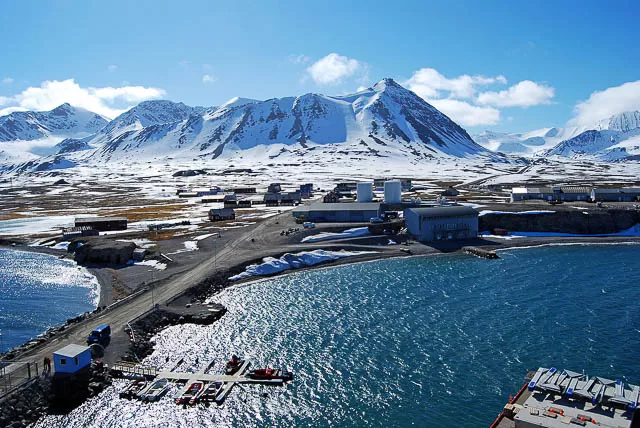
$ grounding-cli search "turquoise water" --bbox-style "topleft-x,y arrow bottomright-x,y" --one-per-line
0,249 -> 99,352
38,244 -> 640,427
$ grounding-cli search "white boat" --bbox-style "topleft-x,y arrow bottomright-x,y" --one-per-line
138,378 -> 169,402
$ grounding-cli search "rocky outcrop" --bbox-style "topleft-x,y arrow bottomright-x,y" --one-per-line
72,239 -> 136,265
479,209 -> 640,234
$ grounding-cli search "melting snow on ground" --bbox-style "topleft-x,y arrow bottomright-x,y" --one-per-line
229,249 -> 376,281
130,260 -> 167,270
301,227 -> 370,243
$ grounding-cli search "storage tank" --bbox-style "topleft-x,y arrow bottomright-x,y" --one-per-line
357,182 -> 373,203
384,180 -> 402,204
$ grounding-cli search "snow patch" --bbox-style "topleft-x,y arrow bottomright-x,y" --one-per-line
301,227 -> 370,243
229,249 -> 376,281
478,210 -> 556,216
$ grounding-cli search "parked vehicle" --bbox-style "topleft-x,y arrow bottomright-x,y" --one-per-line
370,217 -> 384,224
303,222 -> 315,229
87,324 -> 111,345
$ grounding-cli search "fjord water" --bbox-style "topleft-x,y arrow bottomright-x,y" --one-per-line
40,244 -> 639,427
0,249 -> 99,351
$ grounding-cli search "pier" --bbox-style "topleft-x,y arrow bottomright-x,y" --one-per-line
110,359 -> 291,405
462,246 -> 500,259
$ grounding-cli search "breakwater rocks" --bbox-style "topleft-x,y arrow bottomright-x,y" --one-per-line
124,306 -> 227,362
463,246 -> 499,259
0,363 -> 111,427
479,208 -> 640,234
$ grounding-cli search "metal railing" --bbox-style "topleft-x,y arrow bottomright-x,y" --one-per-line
0,360 -> 39,398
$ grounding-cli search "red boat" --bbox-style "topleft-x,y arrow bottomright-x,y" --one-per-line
225,355 -> 245,375
247,368 -> 293,381
175,381 -> 204,405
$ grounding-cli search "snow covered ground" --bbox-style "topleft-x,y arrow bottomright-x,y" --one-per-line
301,227 -> 370,243
229,249 -> 376,281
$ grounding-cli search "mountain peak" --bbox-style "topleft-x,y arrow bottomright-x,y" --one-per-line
372,78 -> 402,92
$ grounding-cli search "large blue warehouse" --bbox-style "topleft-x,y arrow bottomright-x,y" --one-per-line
405,206 -> 478,241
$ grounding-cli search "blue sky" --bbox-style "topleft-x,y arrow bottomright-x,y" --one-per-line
1,0 -> 639,133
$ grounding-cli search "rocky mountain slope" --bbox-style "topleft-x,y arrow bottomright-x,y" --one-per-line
0,104 -> 108,142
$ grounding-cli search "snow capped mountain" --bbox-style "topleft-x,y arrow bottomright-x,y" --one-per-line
84,78 -> 491,164
2,79 -> 508,175
0,103 -> 108,142
472,127 -> 582,156
543,111 -> 640,161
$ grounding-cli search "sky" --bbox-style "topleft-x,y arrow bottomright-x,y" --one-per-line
1,0 -> 639,134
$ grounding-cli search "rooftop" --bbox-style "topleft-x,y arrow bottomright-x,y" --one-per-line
54,343 -> 91,358
76,216 -> 127,223
406,205 -> 478,218
513,367 -> 638,428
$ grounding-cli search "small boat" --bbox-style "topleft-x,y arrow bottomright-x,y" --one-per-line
199,381 -> 223,402
119,379 -> 147,399
138,378 -> 169,402
175,381 -> 205,405
247,368 -> 293,381
225,355 -> 245,375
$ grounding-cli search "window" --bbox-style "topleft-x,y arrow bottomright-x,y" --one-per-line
75,357 -> 79,365
60,358 -> 67,365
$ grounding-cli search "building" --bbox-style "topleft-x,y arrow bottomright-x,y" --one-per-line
208,208 -> 235,222
500,366 -> 639,428
441,186 -> 460,197
74,217 -> 127,232
264,192 -> 301,206
510,186 -> 592,202
228,187 -> 257,194
53,344 -> 91,374
238,200 -> 252,208
404,206 -> 478,241
201,195 -> 226,203
268,183 -> 282,193
374,178 -> 412,191
292,202 -> 381,223
299,183 -> 313,198
591,187 -> 640,202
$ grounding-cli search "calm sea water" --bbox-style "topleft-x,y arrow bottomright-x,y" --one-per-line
0,249 -> 99,352
38,244 -> 640,427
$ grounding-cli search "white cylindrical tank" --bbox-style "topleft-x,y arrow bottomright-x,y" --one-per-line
384,180 -> 402,204
357,182 -> 373,203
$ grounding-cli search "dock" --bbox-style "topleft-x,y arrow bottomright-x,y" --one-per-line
110,359 -> 290,405
462,246 -> 499,259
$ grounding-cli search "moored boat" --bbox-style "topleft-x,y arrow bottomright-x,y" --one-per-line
247,368 -> 293,381
138,378 -> 169,402
175,381 -> 205,405
119,379 -> 147,400
225,355 -> 245,375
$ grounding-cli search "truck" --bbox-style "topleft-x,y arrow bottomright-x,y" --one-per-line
87,324 -> 111,345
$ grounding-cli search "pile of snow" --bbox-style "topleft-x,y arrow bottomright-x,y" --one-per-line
51,241 -> 70,250
130,259 -> 167,270
478,210 -> 556,216
230,249 -> 375,281
184,241 -> 198,251
301,227 -> 370,243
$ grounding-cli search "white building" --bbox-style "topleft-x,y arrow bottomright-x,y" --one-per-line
405,206 -> 478,241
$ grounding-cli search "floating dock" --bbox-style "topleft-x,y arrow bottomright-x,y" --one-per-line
110,359 -> 291,405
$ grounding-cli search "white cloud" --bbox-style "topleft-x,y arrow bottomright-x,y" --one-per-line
0,78 -> 165,119
107,65 -> 117,72
429,99 -> 501,127
202,74 -> 216,84
0,96 -> 11,106
2,77 -> 14,84
405,68 -> 507,99
404,67 -> 553,127
307,53 -> 365,85
476,80 -> 554,107
569,80 -> 640,127
289,54 -> 311,65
